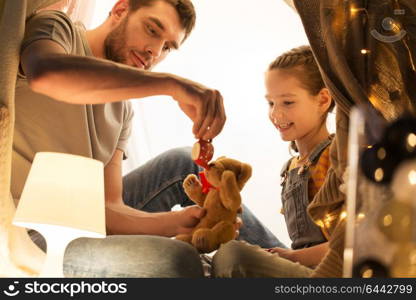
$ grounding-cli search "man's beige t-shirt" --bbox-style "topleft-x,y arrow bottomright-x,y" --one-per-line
12,10 -> 134,201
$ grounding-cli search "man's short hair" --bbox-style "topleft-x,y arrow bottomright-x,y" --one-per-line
129,0 -> 196,42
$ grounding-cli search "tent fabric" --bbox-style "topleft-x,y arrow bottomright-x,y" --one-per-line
0,0 -> 61,277
294,0 -> 416,277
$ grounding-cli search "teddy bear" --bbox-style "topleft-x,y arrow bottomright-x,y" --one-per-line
175,156 -> 252,253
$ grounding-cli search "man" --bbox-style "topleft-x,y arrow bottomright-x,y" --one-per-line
14,0 -> 282,277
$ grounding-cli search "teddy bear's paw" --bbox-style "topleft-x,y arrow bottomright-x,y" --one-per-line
175,234 -> 192,244
192,229 -> 216,253
183,175 -> 204,203
183,174 -> 202,191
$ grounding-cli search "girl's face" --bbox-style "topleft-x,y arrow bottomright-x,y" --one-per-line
264,68 -> 327,142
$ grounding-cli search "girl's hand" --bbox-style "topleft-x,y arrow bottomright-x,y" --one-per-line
266,247 -> 297,262
266,242 -> 329,267
233,216 -> 243,239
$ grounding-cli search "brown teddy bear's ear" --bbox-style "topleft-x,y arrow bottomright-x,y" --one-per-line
237,163 -> 252,189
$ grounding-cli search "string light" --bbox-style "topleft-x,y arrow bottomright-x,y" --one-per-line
350,7 -> 366,16
408,170 -> 416,185
378,201 -> 413,243
406,133 -> 416,149
357,213 -> 366,220
354,260 -> 389,278
323,213 -> 336,228
362,267 -> 374,278
377,147 -> 386,160
368,95 -> 383,112
391,245 -> 416,277
383,214 -> 393,227
316,220 -> 325,228
317,213 -> 337,229
351,5 -> 370,56
374,168 -> 384,182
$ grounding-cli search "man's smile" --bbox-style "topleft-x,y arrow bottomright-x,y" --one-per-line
130,50 -> 147,69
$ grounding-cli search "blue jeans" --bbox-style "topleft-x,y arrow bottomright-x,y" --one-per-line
64,235 -> 204,277
62,147 -> 284,277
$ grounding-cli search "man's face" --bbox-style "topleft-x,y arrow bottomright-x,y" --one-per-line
104,1 -> 186,70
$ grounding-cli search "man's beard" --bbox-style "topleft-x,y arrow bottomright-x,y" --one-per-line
104,17 -> 128,63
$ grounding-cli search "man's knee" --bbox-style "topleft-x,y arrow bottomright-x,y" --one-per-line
156,238 -> 205,277
164,147 -> 193,164
160,147 -> 200,176
64,236 -> 204,278
212,240 -> 247,277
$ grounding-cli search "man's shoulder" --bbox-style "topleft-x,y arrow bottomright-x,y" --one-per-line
28,9 -> 71,21
26,9 -> 73,29
22,9 -> 80,57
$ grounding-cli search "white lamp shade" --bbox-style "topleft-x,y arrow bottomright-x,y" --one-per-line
13,152 -> 106,277
13,152 -> 106,237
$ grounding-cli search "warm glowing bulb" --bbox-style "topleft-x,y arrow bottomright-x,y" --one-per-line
357,213 -> 366,220
324,213 -> 335,227
350,7 -> 365,16
392,160 -> 416,202
378,200 -> 414,243
383,214 -> 393,227
391,245 -> 416,277
375,168 -> 384,182
361,49 -> 370,54
316,220 -> 324,228
407,133 -> 416,148
408,170 -> 416,185
377,147 -> 386,160
362,268 -> 374,278
340,211 -> 347,220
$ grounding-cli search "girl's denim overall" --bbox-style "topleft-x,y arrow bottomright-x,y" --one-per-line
280,137 -> 332,249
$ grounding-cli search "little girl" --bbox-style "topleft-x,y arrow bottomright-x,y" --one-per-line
212,45 -> 335,277
266,44 -> 335,263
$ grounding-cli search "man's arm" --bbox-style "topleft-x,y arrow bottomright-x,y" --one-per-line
103,149 -> 205,236
21,40 -> 225,140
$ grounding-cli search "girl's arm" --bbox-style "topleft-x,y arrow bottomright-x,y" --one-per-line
268,242 -> 329,267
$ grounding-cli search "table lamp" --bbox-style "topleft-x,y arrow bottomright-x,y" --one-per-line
13,152 -> 106,277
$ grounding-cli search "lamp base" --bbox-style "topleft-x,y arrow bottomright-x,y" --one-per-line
19,225 -> 105,278
38,228 -> 84,277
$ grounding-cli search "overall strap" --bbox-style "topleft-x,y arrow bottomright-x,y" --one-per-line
280,158 -> 292,178
280,157 -> 294,185
308,134 -> 334,164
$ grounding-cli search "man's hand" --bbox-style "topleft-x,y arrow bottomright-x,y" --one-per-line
169,207 -> 242,239
170,205 -> 206,235
169,76 -> 226,140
